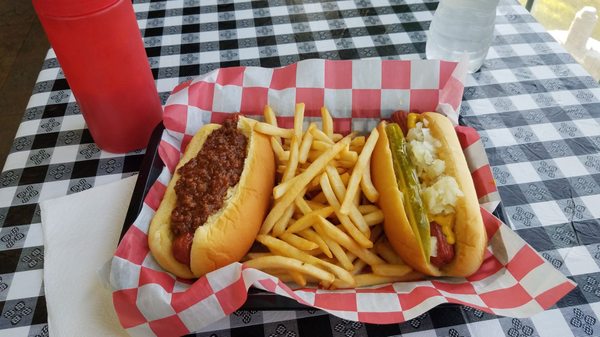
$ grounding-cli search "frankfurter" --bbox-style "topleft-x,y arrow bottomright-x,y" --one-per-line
371,112 -> 486,277
148,116 -> 275,279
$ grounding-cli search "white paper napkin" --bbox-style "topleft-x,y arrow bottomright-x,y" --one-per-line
40,175 -> 137,337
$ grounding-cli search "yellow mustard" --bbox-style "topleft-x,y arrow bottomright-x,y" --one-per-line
430,213 -> 455,244
407,113 -> 420,129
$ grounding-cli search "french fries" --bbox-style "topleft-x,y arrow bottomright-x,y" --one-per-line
339,127 -> 379,215
244,255 -> 335,285
321,107 -> 334,138
245,104 -> 421,289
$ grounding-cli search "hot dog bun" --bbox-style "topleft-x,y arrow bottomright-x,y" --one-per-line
148,116 -> 275,278
372,112 -> 486,277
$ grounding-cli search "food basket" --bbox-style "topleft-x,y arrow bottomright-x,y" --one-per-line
111,59 -> 575,337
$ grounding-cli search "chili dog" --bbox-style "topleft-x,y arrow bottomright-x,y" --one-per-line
148,116 -> 275,279
371,112 -> 486,277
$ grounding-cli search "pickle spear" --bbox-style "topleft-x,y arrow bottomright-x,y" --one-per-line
386,123 -> 430,259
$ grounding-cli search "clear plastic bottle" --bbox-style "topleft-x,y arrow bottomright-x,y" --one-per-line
426,0 -> 500,73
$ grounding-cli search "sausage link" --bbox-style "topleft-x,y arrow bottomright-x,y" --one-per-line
390,110 -> 410,135
430,222 -> 454,267
172,232 -> 194,265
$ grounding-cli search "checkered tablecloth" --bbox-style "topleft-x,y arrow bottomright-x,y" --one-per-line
1,0 -> 599,336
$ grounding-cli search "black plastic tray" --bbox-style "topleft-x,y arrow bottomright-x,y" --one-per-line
120,120 -> 509,311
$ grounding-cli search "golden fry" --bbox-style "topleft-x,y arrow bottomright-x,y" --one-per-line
325,165 -> 346,202
340,127 -> 379,215
311,127 -> 335,144
350,136 -> 366,148
295,196 -> 313,215
272,203 -> 295,237
333,159 -> 357,169
364,210 -> 385,226
352,184 -> 361,207
263,105 -> 281,144
263,105 -> 278,126
312,140 -> 334,152
337,150 -> 358,164
371,264 -> 413,277
352,258 -> 368,275
361,160 -> 379,203
282,135 -> 300,182
268,272 -> 322,286
321,107 -> 334,138
270,135 -> 350,200
256,235 -> 354,286
358,205 -> 380,214
294,103 -> 305,140
320,173 -> 371,243
299,123 -> 316,164
280,232 -> 319,251
288,271 -> 307,287
315,215 -> 383,266
306,150 -> 324,163
286,206 -> 334,233
319,232 -> 354,271
298,228 -> 333,258
354,273 -> 414,287
324,166 -> 370,234
350,205 -> 370,237
332,133 -> 343,142
271,138 -> 288,162
255,122 -> 295,138
331,278 -> 356,289
245,255 -> 334,284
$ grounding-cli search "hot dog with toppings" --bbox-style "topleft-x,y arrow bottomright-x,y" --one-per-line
371,112 -> 486,277
148,116 -> 275,279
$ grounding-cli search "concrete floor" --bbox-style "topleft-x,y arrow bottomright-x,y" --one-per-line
0,1 -> 50,169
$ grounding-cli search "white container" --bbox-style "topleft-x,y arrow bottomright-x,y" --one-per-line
426,0 -> 500,73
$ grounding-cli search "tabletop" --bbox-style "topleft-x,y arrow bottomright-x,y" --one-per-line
1,0 -> 600,336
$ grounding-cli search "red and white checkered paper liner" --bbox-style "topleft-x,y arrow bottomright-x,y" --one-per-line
110,59 -> 576,337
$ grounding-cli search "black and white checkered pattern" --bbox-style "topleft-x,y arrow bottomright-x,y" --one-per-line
1,0 -> 599,336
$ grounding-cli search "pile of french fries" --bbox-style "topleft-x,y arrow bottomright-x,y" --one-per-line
243,103 -> 421,289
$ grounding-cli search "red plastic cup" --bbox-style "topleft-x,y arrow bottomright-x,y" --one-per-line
32,0 -> 163,153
